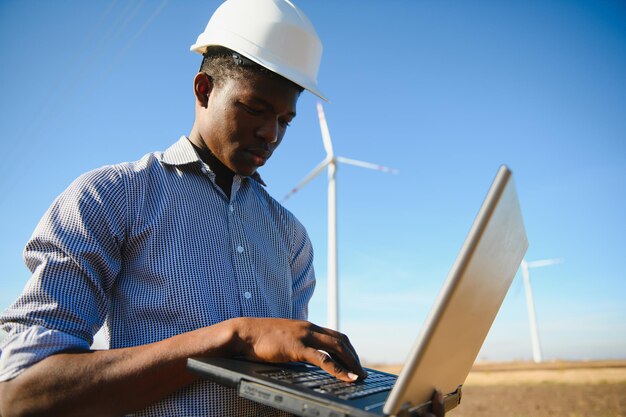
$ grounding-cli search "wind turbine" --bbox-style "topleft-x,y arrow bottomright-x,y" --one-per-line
283,102 -> 398,331
520,258 -> 563,363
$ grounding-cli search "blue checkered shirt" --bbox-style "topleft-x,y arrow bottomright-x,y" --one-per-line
0,137 -> 315,416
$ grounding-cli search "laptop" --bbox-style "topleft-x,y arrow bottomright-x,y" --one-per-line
187,165 -> 528,416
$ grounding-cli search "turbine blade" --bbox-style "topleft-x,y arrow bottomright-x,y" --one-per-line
282,159 -> 330,202
335,156 -> 399,174
317,102 -> 334,157
526,258 -> 564,269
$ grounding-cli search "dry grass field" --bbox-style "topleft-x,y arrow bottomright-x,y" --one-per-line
368,360 -> 626,417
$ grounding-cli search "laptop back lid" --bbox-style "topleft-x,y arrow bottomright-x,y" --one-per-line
384,165 -> 528,415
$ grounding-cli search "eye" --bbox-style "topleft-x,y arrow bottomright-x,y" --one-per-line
240,102 -> 263,115
279,118 -> 292,128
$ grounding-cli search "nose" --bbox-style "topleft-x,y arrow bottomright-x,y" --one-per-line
257,118 -> 279,144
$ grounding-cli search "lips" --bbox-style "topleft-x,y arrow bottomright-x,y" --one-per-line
247,148 -> 271,166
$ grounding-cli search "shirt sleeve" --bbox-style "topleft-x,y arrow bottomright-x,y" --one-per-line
289,218 -> 316,321
0,166 -> 127,382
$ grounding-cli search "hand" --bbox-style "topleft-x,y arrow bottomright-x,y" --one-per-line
229,318 -> 367,382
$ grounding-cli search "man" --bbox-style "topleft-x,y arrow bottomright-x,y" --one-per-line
0,1 -> 443,416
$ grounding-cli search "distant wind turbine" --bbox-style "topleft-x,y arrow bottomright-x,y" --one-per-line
520,258 -> 563,363
283,102 -> 398,331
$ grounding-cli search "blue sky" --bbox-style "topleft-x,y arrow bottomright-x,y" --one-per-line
1,0 -> 625,364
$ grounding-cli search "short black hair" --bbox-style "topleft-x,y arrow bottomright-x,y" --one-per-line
200,46 -> 303,93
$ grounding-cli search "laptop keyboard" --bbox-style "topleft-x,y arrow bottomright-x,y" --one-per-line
258,368 -> 397,400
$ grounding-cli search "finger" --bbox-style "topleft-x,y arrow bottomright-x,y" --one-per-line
308,331 -> 367,378
305,324 -> 364,374
300,347 -> 359,382
316,348 -> 361,377
329,351 -> 368,380
430,390 -> 445,417
308,324 -> 362,365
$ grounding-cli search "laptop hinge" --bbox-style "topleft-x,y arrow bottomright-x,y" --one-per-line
396,385 -> 462,417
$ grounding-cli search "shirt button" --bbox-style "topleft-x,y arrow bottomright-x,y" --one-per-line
229,205 -> 234,212
237,245 -> 244,253
244,291 -> 252,299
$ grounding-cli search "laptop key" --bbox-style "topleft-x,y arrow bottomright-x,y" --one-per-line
259,367 -> 397,400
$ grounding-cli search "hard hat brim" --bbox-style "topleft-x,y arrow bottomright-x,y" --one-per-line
190,38 -> 328,102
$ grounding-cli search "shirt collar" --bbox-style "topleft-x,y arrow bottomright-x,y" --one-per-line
159,136 -> 266,186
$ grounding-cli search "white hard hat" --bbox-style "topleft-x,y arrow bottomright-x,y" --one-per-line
191,0 -> 327,101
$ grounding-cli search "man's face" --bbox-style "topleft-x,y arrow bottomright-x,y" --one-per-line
199,72 -> 300,177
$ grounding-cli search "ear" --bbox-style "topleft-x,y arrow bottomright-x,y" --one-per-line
193,72 -> 213,108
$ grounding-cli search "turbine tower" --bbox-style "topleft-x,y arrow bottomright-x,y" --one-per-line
283,102 -> 398,331
520,258 -> 563,363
